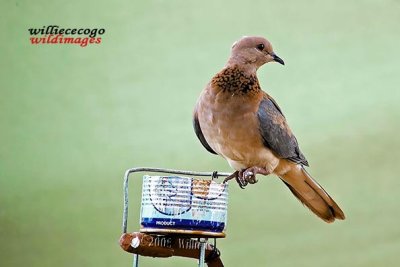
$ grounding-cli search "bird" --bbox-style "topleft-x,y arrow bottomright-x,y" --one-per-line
193,36 -> 345,223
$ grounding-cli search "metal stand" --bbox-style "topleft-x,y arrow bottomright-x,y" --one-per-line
122,167 -> 231,267
133,254 -> 139,267
198,238 -> 207,267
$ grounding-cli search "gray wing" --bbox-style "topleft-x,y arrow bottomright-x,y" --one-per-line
193,109 -> 217,155
257,95 -> 309,166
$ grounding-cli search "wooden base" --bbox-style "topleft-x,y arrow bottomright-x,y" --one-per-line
119,232 -> 223,267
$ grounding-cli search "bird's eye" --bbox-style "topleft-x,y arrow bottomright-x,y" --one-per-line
256,44 -> 264,51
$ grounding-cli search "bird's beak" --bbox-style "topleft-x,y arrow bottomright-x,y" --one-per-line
272,54 -> 285,65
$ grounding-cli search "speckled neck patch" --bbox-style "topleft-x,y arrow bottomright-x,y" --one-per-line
211,67 -> 260,95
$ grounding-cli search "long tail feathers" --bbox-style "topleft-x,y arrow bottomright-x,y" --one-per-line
279,166 -> 345,223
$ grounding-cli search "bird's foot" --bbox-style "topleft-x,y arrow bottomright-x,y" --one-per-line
223,171 -> 247,189
243,170 -> 258,184
236,170 -> 248,189
233,169 -> 257,189
223,167 -> 270,189
242,166 -> 271,186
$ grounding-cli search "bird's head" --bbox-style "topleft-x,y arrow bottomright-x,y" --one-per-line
228,36 -> 284,71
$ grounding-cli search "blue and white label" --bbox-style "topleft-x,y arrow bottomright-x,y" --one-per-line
140,176 -> 228,232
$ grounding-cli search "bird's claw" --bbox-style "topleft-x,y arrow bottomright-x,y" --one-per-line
244,171 -> 258,184
236,173 -> 248,189
223,171 -> 248,189
223,168 -> 261,189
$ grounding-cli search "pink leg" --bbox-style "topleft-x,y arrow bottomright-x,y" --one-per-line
223,171 -> 239,183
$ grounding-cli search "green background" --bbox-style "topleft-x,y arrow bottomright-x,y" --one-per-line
1,0 -> 399,266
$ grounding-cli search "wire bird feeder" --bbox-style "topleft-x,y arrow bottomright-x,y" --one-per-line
119,167 -> 232,267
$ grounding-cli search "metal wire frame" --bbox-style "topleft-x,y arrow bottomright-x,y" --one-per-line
122,167 -> 232,234
121,167 -> 232,267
